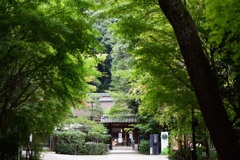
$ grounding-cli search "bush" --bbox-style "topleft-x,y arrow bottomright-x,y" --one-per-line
139,140 -> 150,154
161,148 -> 168,155
54,130 -> 106,155
0,135 -> 19,159
168,148 -> 193,160
85,142 -> 106,155
55,130 -> 87,155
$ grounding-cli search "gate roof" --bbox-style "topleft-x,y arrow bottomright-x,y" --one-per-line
101,115 -> 138,124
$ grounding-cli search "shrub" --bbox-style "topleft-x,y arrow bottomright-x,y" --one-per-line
54,130 -> 106,155
169,148 -> 194,160
85,142 -> 106,155
55,130 -> 87,155
0,135 -> 19,159
139,140 -> 150,154
161,148 -> 168,155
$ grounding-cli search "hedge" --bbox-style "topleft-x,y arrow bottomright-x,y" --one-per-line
55,130 -> 106,155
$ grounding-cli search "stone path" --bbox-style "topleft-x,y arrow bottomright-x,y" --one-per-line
42,151 -> 169,160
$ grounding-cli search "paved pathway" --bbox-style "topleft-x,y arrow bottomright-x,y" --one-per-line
42,152 -> 169,160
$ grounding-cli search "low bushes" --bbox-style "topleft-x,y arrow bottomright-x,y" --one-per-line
138,140 -> 150,154
85,142 -> 106,155
54,130 -> 106,155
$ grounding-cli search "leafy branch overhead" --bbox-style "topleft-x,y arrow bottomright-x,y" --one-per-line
0,0 -> 104,149
98,0 -> 240,159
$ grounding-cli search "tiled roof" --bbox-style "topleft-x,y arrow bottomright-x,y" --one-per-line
73,93 -> 114,117
91,93 -> 114,102
101,115 -> 138,123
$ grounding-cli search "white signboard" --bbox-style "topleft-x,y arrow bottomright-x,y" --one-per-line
118,133 -> 122,138
129,133 -> 133,139
118,138 -> 123,143
29,134 -> 33,142
161,132 -> 168,152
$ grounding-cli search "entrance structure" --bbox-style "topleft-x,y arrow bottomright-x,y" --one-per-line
73,93 -> 140,150
101,115 -> 139,149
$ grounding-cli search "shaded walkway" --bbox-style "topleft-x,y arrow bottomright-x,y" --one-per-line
41,152 -> 169,160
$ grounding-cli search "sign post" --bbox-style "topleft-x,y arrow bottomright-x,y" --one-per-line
150,134 -> 159,155
161,132 -> 168,154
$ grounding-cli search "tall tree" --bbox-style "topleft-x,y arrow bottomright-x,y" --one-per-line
99,2 -> 207,158
0,0 -> 104,158
205,0 -> 240,137
157,0 -> 240,159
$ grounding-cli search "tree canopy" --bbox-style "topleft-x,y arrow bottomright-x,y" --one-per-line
97,0 -> 240,159
0,0 -> 105,157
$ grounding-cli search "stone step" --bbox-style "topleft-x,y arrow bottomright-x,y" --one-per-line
113,146 -> 133,150
108,150 -> 139,154
108,146 -> 138,154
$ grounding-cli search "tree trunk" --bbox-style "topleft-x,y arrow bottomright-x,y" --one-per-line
204,137 -> 210,159
157,0 -> 240,159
